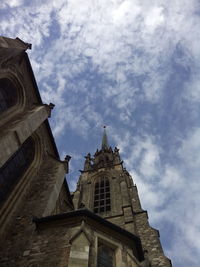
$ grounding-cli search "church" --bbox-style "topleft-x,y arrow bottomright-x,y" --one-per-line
0,36 -> 172,267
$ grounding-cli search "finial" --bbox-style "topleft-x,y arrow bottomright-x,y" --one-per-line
63,155 -> 71,173
47,103 -> 55,118
65,155 -> 71,162
49,103 -> 55,110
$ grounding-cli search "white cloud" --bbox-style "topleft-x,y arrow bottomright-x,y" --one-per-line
178,127 -> 200,170
144,6 -> 165,31
126,128 -> 200,265
1,0 -> 24,8
122,134 -> 161,178
112,0 -> 141,25
184,72 -> 200,103
2,0 -> 197,125
161,165 -> 182,189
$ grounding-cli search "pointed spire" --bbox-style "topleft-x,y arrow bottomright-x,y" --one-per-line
101,126 -> 109,150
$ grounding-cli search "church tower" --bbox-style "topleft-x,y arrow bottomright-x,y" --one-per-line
73,127 -> 171,267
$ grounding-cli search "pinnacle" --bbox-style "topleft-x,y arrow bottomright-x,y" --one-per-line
101,126 -> 109,150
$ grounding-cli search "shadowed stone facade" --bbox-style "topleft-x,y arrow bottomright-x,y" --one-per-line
0,37 -> 171,266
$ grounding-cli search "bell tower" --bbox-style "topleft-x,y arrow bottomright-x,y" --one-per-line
73,128 -> 172,267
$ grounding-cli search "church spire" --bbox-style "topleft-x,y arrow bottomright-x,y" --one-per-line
101,126 -> 109,150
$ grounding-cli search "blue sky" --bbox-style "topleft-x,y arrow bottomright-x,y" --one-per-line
1,0 -> 200,266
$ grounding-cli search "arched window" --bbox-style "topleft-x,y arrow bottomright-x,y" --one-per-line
0,137 -> 34,204
94,177 -> 110,213
97,244 -> 114,267
0,78 -> 18,113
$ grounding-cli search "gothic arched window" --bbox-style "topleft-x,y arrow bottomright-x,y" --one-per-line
97,245 -> 114,267
94,177 -> 110,213
0,78 -> 18,113
0,137 -> 35,204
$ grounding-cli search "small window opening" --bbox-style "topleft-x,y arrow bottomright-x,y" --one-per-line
97,244 -> 114,267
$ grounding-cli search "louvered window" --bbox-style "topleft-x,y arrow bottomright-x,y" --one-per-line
94,177 -> 110,213
0,137 -> 34,204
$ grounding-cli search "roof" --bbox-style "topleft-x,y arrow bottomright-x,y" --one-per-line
33,208 -> 144,261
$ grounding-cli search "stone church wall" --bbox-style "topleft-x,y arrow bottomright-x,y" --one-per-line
0,123 -> 71,266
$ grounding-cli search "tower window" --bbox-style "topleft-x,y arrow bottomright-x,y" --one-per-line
0,137 -> 34,204
94,177 -> 110,213
97,244 -> 114,267
0,78 -> 17,113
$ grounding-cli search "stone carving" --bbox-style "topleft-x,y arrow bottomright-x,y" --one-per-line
114,146 -> 121,163
84,153 -> 92,171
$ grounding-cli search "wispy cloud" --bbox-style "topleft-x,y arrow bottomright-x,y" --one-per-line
1,0 -> 200,265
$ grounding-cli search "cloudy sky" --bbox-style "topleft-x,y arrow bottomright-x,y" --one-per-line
1,0 -> 200,266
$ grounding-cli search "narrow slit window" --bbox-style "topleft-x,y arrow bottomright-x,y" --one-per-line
94,177 -> 110,213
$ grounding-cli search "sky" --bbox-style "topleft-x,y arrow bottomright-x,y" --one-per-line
1,0 -> 200,266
